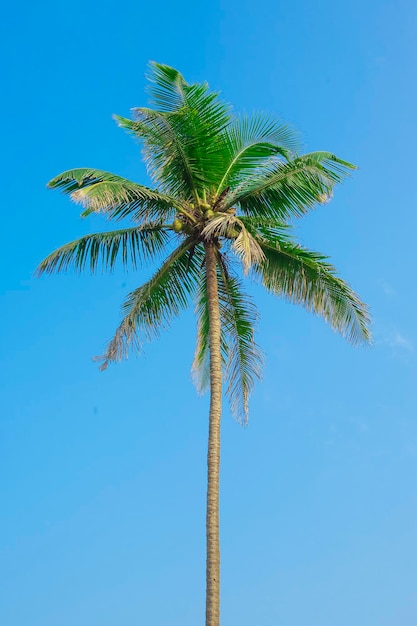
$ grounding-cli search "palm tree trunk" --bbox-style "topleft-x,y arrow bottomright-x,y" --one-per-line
204,241 -> 222,626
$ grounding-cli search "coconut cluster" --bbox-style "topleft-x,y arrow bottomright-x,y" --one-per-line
171,197 -> 238,239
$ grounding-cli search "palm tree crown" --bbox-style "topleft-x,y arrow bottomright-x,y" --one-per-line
38,62 -> 370,424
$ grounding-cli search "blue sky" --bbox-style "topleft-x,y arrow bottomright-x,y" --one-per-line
1,1 -> 417,624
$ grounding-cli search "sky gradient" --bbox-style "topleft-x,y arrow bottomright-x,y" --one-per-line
1,1 -> 417,625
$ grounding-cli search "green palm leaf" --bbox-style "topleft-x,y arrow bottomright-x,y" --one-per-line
192,276 -> 229,396
192,279 -> 212,395
129,107 -> 201,198
146,62 -> 188,112
216,113 -> 301,194
48,168 -> 177,222
252,234 -> 370,345
118,102 -> 232,198
217,259 -> 263,424
225,152 -> 356,221
192,255 -> 263,424
116,66 -> 232,198
171,82 -> 233,193
146,62 -> 232,140
98,238 -> 204,369
36,225 -> 170,275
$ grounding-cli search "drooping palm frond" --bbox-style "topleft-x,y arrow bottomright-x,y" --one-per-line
225,152 -> 356,221
192,279 -> 212,395
48,168 -> 177,223
192,275 -> 229,396
36,225 -> 170,276
232,227 -> 266,275
192,255 -> 263,424
202,213 -> 265,274
217,258 -> 263,424
250,232 -> 370,345
215,113 -> 301,194
98,238 -> 204,369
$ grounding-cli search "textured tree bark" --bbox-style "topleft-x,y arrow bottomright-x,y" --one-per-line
204,241 -> 222,626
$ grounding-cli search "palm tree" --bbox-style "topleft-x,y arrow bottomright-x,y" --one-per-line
37,63 -> 371,626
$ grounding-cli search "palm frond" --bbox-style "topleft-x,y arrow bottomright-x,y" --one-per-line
145,63 -> 232,141
36,225 -> 170,276
48,168 -> 176,222
174,82 -> 232,187
239,215 -> 292,239
98,238 -> 204,369
191,254 -> 262,423
232,227 -> 266,275
192,279 -> 212,394
252,233 -> 371,345
217,258 -> 263,424
225,152 -> 356,221
192,274 -> 229,395
116,70 -> 232,198
146,62 -> 188,112
215,113 -> 301,193
132,107 -> 201,198
202,214 -> 265,274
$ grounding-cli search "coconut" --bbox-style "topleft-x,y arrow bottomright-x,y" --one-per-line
172,219 -> 183,233
205,209 -> 214,219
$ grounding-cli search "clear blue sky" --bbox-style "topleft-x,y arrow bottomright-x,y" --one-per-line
1,1 -> 417,624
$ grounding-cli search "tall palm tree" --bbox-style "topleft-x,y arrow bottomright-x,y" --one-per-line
37,63 -> 371,626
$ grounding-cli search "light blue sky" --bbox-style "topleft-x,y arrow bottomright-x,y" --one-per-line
1,1 -> 417,625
